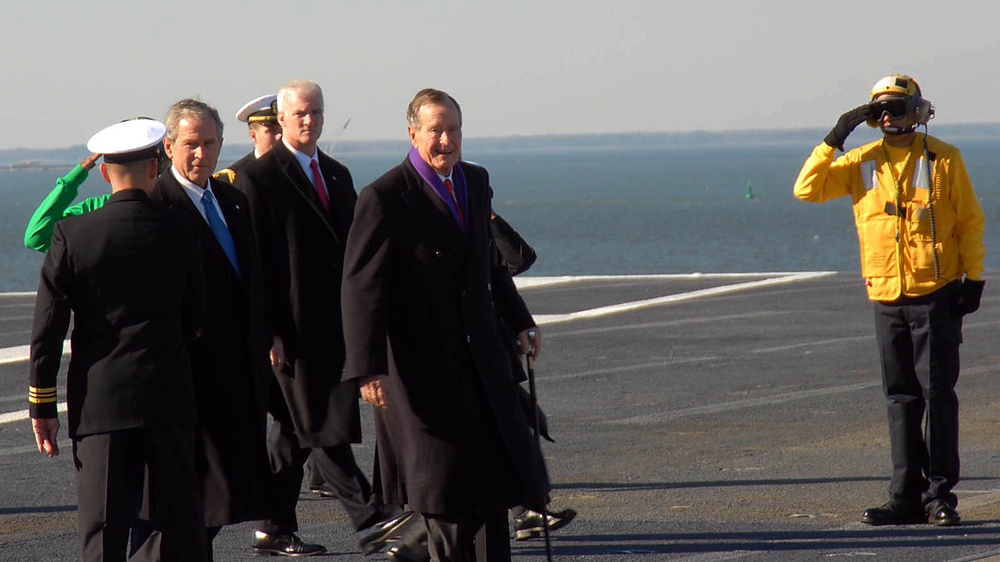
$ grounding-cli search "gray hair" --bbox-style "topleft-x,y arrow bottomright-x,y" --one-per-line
164,99 -> 223,141
277,80 -> 324,112
406,88 -> 462,129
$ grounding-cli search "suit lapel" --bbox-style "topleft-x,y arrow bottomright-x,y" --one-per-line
400,159 -> 467,257
275,144 -> 342,242
157,173 -> 240,280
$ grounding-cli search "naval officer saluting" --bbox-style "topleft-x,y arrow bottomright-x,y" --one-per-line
29,118 -> 208,562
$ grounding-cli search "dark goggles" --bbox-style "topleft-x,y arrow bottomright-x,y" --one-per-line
870,97 -> 916,120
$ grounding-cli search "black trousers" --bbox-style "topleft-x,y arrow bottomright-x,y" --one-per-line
73,427 -> 206,562
424,510 -> 512,562
874,283 -> 963,508
259,418 -> 383,534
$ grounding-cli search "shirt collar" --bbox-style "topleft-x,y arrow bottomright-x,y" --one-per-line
283,138 -> 317,172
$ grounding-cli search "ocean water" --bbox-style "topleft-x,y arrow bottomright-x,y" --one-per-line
4,138 -> 1000,292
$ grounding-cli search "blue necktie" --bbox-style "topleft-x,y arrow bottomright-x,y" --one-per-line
201,189 -> 240,276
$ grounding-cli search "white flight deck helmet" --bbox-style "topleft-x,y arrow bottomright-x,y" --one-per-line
866,74 -> 935,132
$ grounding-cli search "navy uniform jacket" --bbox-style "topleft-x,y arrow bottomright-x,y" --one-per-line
29,189 -> 205,438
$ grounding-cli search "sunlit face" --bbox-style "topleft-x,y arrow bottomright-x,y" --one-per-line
249,122 -> 282,156
408,101 -> 462,175
164,117 -> 221,187
278,90 -> 324,154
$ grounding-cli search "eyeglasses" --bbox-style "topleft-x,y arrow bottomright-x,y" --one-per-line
870,98 -> 914,120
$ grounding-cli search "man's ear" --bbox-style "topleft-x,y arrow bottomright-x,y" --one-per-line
99,162 -> 111,184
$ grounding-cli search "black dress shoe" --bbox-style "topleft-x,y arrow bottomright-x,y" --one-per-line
252,530 -> 326,557
513,508 -> 577,541
358,511 -> 419,555
927,500 -> 961,526
386,541 -> 431,562
861,502 -> 927,526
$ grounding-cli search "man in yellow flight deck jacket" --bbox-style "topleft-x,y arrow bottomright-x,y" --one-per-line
793,74 -> 985,528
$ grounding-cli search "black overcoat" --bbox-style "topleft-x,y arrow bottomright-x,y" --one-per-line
235,142 -> 361,447
341,158 -> 550,514
154,173 -> 274,526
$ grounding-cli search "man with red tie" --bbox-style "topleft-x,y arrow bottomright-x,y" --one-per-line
236,80 -> 393,556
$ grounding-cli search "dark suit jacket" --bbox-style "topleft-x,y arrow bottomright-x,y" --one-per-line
235,142 -> 360,448
29,189 -> 205,439
341,158 -> 550,514
154,172 -> 273,526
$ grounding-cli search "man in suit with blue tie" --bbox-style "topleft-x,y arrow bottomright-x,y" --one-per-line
154,99 -> 275,561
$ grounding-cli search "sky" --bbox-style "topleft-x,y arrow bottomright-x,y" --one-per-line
2,0 -> 1000,151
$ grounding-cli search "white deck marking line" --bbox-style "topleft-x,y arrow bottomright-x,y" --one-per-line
0,341 -> 70,365
533,272 -> 835,326
542,356 -> 722,382
607,382 -> 879,425
0,402 -> 68,425
603,363 -> 999,427
514,271 -> 836,290
551,310 -> 796,338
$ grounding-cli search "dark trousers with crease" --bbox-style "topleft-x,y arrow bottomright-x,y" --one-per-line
874,282 -> 963,509
73,427 -> 206,562
259,418 -> 383,534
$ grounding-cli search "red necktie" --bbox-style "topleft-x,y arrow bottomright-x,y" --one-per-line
310,159 -> 330,213
443,178 -> 463,224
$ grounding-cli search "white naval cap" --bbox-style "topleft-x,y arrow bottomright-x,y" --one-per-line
86,118 -> 166,164
236,94 -> 278,124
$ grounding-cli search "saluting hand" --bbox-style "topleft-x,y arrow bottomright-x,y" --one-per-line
824,104 -> 873,152
32,418 -> 60,457
81,153 -> 100,171
360,376 -> 387,409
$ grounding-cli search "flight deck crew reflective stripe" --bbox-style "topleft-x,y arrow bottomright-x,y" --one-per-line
913,155 -> 932,190
861,156 -> 932,192
861,160 -> 878,190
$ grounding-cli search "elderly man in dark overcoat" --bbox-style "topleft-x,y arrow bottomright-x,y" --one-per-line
153,99 -> 275,560
235,79 -> 391,556
341,88 -> 550,562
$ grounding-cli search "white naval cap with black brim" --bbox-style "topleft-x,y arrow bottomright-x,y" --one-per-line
236,94 -> 278,124
86,118 -> 166,164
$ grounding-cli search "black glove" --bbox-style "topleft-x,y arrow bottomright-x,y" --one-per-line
824,104 -> 872,151
953,279 -> 985,316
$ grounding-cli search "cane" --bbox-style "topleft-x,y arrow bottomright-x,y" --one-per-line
525,329 -> 554,562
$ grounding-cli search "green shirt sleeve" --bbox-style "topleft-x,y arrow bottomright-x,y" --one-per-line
24,165 -> 111,252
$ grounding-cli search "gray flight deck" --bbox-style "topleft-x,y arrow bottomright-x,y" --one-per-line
3,272 -> 1000,561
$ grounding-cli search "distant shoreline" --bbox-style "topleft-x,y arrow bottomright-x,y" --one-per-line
4,123 -> 1000,167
